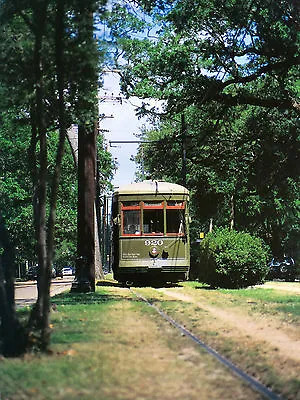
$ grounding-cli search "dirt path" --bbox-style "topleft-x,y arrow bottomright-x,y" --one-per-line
158,287 -> 300,364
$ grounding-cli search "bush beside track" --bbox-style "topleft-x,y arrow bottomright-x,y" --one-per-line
191,228 -> 269,288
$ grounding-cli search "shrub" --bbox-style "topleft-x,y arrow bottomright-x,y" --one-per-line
194,228 -> 269,288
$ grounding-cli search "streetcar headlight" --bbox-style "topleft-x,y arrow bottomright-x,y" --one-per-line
149,247 -> 159,258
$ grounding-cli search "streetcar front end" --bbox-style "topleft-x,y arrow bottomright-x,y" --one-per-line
111,181 -> 190,285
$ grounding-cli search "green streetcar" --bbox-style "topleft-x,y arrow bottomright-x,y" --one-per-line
111,180 -> 190,285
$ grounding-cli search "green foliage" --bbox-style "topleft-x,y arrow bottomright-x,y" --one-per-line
107,0 -> 300,261
0,1 -> 114,271
0,0 -> 102,126
0,108 -> 114,269
194,228 -> 269,288
0,109 -> 34,261
134,102 -> 300,258
109,0 -> 300,113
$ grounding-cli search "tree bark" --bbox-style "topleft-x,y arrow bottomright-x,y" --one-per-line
71,3 -> 99,292
67,125 -> 104,282
0,215 -> 26,356
26,1 -> 51,352
72,124 -> 96,292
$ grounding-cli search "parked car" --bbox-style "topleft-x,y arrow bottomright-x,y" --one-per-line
25,266 -> 38,280
62,266 -> 74,276
55,268 -> 63,278
26,266 -> 58,280
267,256 -> 297,281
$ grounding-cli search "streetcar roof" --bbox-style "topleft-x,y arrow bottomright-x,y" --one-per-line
114,180 -> 189,196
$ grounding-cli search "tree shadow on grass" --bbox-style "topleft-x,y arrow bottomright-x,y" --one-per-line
129,282 -> 181,289
97,280 -> 181,289
194,285 -> 216,290
49,284 -> 192,346
50,281 -> 184,309
96,280 -> 122,287
50,292 -> 133,345
51,291 -> 130,306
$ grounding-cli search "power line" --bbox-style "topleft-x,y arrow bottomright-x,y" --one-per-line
109,140 -> 155,147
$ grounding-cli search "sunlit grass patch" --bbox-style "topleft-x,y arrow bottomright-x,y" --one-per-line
50,286 -> 136,346
2,283 -> 260,400
181,280 -> 210,290
1,287 -> 137,399
218,287 -> 300,319
181,281 -> 300,320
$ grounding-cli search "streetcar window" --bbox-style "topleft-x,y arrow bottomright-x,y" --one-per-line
167,201 -> 184,208
143,201 -> 163,207
143,209 -> 164,234
123,210 -> 141,235
166,209 -> 185,234
122,201 -> 140,207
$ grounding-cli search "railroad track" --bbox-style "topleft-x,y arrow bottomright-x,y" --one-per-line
130,287 -> 284,400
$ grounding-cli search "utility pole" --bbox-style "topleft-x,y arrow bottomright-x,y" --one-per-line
181,113 -> 187,188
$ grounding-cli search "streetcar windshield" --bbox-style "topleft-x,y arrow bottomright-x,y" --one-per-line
121,200 -> 186,236
166,209 -> 185,235
143,208 -> 164,235
123,210 -> 140,235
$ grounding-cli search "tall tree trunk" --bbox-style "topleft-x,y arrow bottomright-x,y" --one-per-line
209,218 -> 213,232
72,124 -> 96,292
67,125 -> 104,282
181,113 -> 187,187
0,215 -> 26,356
270,223 -> 284,259
71,2 -> 98,292
27,1 -> 51,352
41,0 -> 67,349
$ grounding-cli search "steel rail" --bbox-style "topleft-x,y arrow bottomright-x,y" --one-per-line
131,289 -> 284,400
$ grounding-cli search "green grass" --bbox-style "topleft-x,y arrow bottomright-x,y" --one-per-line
1,281 -> 299,400
0,287 -> 127,399
219,287 -> 300,317
3,285 -> 258,400
181,280 -> 300,319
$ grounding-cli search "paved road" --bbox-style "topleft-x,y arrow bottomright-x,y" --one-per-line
15,277 -> 73,309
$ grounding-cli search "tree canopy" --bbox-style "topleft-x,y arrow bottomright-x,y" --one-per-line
107,0 -> 299,258
109,0 -> 299,115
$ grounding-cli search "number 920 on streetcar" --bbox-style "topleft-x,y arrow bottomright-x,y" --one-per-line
111,180 -> 190,284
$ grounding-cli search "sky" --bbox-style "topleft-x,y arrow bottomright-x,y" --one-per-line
99,71 -> 157,189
